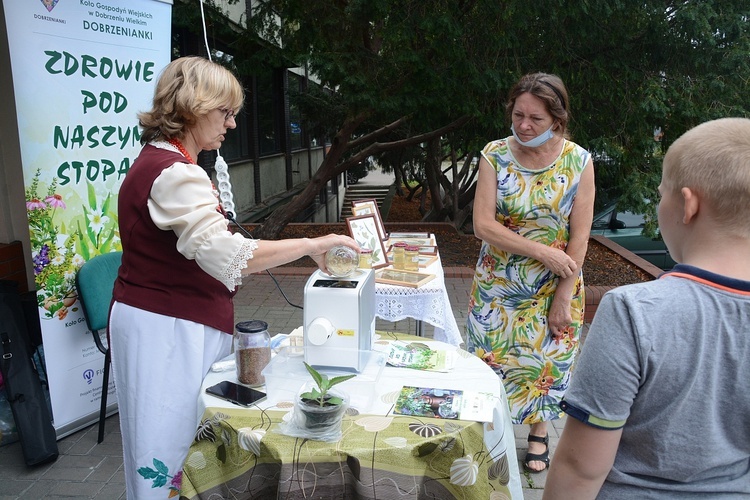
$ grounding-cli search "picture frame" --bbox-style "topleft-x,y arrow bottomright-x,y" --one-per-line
375,269 -> 436,288
416,254 -> 439,268
387,232 -> 430,239
385,252 -> 439,268
387,244 -> 438,256
346,214 -> 389,269
387,236 -> 436,248
351,198 -> 386,240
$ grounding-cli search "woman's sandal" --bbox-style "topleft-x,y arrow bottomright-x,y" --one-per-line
523,434 -> 550,473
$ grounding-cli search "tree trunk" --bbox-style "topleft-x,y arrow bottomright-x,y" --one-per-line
425,138 -> 443,212
254,116 -> 364,239
254,116 -> 471,239
451,147 -> 459,222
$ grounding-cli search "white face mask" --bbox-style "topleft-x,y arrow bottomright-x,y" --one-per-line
511,124 -> 555,148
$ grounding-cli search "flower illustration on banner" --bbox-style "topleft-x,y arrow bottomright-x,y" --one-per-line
26,169 -> 82,320
75,181 -> 120,261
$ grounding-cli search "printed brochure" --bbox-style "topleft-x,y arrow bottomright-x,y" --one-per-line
392,385 -> 495,422
386,341 -> 457,372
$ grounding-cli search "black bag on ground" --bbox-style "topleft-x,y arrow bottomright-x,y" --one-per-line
0,280 -> 58,466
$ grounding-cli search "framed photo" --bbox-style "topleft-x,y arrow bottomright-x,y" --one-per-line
384,254 -> 437,268
351,199 -> 386,240
388,244 -> 438,256
375,269 -> 436,288
417,254 -> 439,268
346,214 -> 389,268
387,236 -> 436,247
388,232 -> 430,239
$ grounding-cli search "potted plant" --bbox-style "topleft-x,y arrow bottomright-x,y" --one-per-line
296,362 -> 356,430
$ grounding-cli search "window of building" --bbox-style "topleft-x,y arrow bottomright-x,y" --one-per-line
288,72 -> 305,151
257,69 -> 281,156
204,48 -> 251,162
221,108 -> 251,161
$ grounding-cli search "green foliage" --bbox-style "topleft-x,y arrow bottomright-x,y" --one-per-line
74,181 -> 119,261
136,458 -> 180,494
524,0 -> 750,215
299,362 -> 356,407
394,387 -> 435,416
246,0 -> 511,133
192,0 -> 750,233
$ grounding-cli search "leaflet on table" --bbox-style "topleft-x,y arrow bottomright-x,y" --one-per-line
392,386 -> 495,422
386,341 -> 457,372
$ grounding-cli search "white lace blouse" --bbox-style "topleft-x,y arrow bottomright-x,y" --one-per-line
146,141 -> 257,291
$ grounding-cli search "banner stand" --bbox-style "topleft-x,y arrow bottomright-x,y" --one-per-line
1,0 -> 172,438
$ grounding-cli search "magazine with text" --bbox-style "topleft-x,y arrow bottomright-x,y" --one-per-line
386,341 -> 457,372
392,385 -> 495,422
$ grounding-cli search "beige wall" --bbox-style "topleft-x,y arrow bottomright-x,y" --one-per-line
227,146 -> 345,223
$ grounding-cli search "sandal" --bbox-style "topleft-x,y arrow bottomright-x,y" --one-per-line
523,434 -> 550,473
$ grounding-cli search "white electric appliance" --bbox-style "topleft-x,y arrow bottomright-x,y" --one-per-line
302,269 -> 376,372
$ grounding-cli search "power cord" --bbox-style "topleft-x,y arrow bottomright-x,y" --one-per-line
225,212 -> 304,310
195,6 -> 303,311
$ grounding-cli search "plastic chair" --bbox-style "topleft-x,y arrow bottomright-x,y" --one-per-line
75,251 -> 122,444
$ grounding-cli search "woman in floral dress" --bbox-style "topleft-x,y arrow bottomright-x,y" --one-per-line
466,73 -> 595,473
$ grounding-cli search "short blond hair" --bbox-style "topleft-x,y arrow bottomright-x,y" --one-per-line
663,117 -> 750,232
139,56 -> 244,143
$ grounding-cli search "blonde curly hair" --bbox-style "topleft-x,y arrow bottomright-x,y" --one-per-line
138,56 -> 244,144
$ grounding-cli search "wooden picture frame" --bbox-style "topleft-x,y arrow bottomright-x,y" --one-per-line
387,231 -> 430,239
387,236 -> 436,248
384,253 -> 437,268
351,198 -> 386,240
375,269 -> 436,288
387,244 -> 438,256
346,214 -> 389,268
417,254 -> 439,268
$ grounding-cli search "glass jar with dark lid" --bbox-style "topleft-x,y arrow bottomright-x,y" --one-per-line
234,320 -> 271,387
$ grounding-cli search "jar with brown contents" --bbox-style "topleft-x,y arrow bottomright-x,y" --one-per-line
234,320 -> 271,386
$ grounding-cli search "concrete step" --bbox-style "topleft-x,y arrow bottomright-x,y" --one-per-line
341,186 -> 390,220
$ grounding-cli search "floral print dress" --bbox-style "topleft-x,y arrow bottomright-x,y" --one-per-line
466,138 -> 589,424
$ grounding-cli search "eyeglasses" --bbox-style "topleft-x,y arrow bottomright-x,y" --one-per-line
219,108 -> 236,121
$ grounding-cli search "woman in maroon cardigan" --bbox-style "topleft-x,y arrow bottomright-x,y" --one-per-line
110,56 -> 357,499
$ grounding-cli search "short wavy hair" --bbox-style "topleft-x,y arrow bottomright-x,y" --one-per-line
139,56 -> 244,144
505,73 -> 570,138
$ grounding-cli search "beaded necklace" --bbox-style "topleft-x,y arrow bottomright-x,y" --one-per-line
167,137 -> 195,164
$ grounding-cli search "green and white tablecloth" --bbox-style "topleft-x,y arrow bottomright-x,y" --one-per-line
181,332 -> 522,499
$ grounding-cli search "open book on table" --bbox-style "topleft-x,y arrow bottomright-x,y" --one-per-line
392,386 -> 495,422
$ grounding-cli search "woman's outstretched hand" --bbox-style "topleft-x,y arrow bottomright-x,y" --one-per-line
307,234 -> 360,274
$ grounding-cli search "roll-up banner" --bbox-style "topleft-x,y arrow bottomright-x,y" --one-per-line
1,0 -> 172,437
